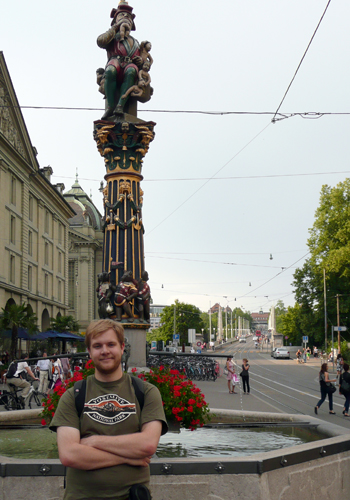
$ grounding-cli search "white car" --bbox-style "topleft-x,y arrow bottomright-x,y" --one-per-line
239,337 -> 246,343
273,347 -> 290,359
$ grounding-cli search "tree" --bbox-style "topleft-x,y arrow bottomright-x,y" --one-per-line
157,300 -> 205,345
0,303 -> 38,360
292,179 -> 350,349
274,300 -> 287,333
50,315 -> 80,333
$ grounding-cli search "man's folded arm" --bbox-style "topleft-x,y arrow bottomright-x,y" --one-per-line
80,420 -> 162,459
57,426 -> 150,470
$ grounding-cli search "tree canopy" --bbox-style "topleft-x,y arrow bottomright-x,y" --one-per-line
288,179 -> 350,349
156,300 -> 205,345
0,303 -> 38,360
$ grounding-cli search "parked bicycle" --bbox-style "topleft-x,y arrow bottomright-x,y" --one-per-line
0,379 -> 46,410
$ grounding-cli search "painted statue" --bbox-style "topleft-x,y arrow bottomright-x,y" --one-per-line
96,272 -> 116,318
136,270 -> 151,323
114,270 -> 138,322
97,1 -> 153,119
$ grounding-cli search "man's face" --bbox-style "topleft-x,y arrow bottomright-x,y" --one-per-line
88,329 -> 125,376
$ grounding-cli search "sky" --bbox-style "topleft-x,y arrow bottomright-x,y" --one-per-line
2,0 -> 350,314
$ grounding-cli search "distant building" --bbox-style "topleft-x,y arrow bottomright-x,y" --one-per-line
209,303 -> 232,314
63,176 -> 103,331
251,311 -> 269,334
149,304 -> 167,331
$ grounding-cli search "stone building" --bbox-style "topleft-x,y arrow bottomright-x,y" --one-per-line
0,52 -> 75,329
0,52 -> 103,333
63,176 -> 103,331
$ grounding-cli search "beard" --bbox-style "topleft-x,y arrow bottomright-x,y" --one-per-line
93,355 -> 122,375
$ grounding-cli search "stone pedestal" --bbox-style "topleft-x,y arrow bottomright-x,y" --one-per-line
124,326 -> 147,368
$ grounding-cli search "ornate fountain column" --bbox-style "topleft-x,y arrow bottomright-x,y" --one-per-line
93,1 -> 155,366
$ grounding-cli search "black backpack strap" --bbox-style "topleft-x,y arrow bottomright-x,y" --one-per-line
74,379 -> 86,418
131,375 -> 144,412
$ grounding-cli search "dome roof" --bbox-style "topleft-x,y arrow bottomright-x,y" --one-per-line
64,174 -> 102,230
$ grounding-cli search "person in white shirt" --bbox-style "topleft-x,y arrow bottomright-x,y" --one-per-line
6,353 -> 38,402
36,352 -> 52,394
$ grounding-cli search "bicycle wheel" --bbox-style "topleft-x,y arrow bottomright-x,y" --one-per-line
28,391 -> 47,409
0,393 -> 18,411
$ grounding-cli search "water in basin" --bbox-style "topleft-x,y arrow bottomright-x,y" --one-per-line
0,424 -> 323,460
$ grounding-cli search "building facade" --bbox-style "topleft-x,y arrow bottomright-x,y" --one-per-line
0,53 -> 75,330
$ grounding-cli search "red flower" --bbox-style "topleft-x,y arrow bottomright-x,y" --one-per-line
188,399 -> 195,405
187,406 -> 193,412
41,419 -> 47,426
159,365 -> 164,371
173,391 -> 181,398
131,367 -> 137,373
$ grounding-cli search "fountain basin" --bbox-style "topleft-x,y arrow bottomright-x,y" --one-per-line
1,408 -> 350,500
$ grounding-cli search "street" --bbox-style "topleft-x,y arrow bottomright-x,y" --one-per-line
195,336 -> 350,430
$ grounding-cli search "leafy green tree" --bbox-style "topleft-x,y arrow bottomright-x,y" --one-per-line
157,300 -> 205,345
0,304 -> 38,360
292,180 -> 350,349
50,315 -> 80,333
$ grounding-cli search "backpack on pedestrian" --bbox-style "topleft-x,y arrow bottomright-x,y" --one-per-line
6,361 -> 18,379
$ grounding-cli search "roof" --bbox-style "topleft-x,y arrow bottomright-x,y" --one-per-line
64,174 -> 102,230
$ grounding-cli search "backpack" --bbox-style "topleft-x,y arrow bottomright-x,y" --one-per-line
6,361 -> 18,379
74,375 -> 145,418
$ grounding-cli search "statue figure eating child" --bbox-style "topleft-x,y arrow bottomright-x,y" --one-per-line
97,1 -> 152,119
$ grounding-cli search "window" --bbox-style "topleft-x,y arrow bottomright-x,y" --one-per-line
58,223 -> 62,244
45,242 -> 49,266
10,255 -> 15,283
10,216 -> 15,244
58,280 -> 61,302
58,251 -> 62,273
29,195 -> 33,221
28,231 -> 33,256
44,274 -> 49,297
10,177 -> 16,205
68,261 -> 75,309
28,266 -> 32,291
45,211 -> 49,234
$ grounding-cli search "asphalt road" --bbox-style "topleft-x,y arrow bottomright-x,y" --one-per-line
195,337 -> 350,431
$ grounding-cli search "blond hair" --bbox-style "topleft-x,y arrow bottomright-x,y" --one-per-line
85,319 -> 124,349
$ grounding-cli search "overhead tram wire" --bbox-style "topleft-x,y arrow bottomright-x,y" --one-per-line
272,0 -> 333,123
146,122 -> 272,236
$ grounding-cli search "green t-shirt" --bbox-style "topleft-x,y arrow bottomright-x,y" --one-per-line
50,374 -> 167,500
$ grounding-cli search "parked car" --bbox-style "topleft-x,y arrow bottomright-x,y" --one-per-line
273,347 -> 290,359
271,347 -> 277,357
239,337 -> 246,343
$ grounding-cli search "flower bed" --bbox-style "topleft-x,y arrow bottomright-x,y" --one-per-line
41,363 -> 210,431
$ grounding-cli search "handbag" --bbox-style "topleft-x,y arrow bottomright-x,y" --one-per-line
326,382 -> 336,394
239,372 -> 242,377
341,378 -> 350,393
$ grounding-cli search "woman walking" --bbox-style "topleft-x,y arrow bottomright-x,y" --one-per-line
241,358 -> 250,394
339,363 -> 350,417
226,356 -> 235,394
315,363 -> 337,415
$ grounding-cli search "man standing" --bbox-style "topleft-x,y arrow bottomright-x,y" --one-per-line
36,351 -> 52,394
50,319 -> 167,500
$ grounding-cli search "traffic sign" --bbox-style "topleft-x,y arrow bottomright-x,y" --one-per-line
197,341 -> 202,347
173,334 -> 180,341
302,336 -> 309,343
333,326 -> 347,332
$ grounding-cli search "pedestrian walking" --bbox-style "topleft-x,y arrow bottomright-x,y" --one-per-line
339,363 -> 350,417
315,363 -> 337,415
240,358 -> 250,394
36,351 -> 52,394
226,356 -> 235,394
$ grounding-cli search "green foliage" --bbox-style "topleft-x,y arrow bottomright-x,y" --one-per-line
50,315 -> 80,333
0,304 -> 38,360
157,300 -> 205,345
291,179 -> 350,350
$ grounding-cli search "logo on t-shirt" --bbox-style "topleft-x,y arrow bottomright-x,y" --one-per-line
84,394 -> 136,425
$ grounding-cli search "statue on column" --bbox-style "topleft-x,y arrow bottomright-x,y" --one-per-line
96,272 -> 116,318
136,271 -> 151,323
114,270 -> 138,322
96,1 -> 153,119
